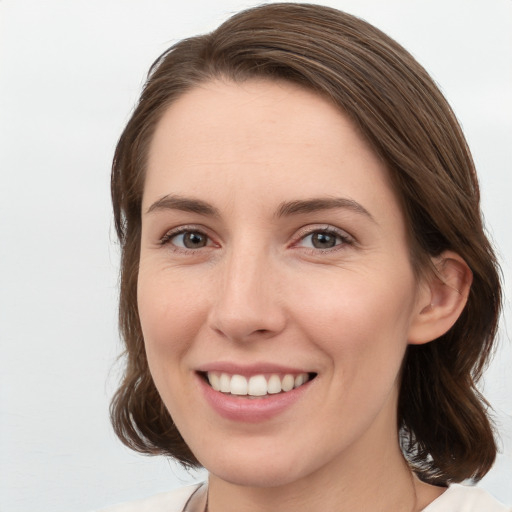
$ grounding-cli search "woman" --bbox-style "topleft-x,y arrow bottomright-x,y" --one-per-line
104,3 -> 508,511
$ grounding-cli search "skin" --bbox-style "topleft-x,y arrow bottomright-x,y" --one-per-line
137,79 -> 461,511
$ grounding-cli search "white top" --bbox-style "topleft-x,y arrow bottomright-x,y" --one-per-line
96,482 -> 511,512
95,485 -> 201,512
422,484 -> 510,512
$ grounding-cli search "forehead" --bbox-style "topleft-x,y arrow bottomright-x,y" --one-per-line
151,79 -> 345,159
143,79 -> 402,227
146,78 -> 374,163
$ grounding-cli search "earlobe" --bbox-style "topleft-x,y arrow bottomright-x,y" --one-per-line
408,252 -> 473,345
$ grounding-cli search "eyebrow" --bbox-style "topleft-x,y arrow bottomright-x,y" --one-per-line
146,194 -> 220,217
276,197 -> 375,222
146,194 -> 374,222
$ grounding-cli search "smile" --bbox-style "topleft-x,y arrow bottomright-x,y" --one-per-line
197,367 -> 317,422
205,371 -> 314,398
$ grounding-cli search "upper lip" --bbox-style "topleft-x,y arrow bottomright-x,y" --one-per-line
196,362 -> 315,377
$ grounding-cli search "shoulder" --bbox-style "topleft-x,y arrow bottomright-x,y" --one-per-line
92,483 -> 202,512
422,483 -> 510,512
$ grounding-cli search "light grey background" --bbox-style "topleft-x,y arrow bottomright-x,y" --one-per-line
1,1 -> 510,511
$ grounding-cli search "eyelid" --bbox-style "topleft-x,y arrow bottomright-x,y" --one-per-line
291,224 -> 355,250
157,223 -> 354,252
159,224 -> 217,249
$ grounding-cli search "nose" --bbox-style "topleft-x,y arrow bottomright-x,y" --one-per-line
207,248 -> 287,343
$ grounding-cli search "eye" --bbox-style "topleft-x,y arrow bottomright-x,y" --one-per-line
295,227 -> 352,251
161,229 -> 212,249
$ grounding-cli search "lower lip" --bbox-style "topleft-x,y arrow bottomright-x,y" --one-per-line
198,375 -> 312,423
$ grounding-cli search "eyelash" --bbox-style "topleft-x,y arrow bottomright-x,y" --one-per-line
159,226 -> 212,251
291,225 -> 354,253
159,225 -> 354,253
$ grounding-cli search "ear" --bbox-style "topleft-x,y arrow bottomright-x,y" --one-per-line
408,251 -> 472,345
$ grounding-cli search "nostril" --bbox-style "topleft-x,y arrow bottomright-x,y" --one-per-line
208,305 -> 286,342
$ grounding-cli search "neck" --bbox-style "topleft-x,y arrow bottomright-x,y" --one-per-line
206,436 -> 421,512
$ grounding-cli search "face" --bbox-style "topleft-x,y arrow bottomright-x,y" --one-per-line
138,79 -> 426,488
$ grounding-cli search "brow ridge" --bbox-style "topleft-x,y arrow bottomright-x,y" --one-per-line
146,194 -> 374,222
146,194 -> 220,217
276,197 -> 374,221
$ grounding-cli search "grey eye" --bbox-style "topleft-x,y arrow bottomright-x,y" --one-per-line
298,231 -> 344,250
173,231 -> 209,249
310,232 -> 338,249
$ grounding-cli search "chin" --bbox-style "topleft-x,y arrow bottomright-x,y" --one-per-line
208,462 -> 305,489
195,440 -> 327,489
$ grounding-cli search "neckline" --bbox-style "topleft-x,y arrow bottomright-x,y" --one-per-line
184,482 -> 453,512
420,485 -> 460,511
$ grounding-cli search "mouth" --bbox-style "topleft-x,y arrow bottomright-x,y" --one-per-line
199,371 -> 317,398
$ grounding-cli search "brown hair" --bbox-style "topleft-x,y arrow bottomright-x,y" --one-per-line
110,3 -> 502,485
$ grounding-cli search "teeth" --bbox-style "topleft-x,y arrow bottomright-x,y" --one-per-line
281,374 -> 295,392
230,375 -> 248,395
248,375 -> 267,396
209,373 -> 221,391
267,374 -> 282,394
206,372 -> 310,397
219,373 -> 231,393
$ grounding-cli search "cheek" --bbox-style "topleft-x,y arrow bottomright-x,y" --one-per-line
136,267 -> 211,422
137,267 -> 206,366
290,265 -> 417,364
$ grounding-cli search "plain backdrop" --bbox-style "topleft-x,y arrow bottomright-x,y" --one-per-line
1,1 -> 511,511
